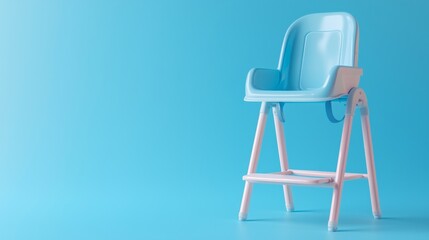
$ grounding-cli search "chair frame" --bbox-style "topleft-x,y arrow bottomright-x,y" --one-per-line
238,87 -> 381,231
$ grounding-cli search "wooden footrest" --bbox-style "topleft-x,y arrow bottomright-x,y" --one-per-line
243,170 -> 366,186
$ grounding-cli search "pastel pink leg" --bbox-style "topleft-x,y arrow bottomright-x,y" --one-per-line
328,115 -> 353,231
361,114 -> 381,218
273,105 -> 294,212
239,103 -> 269,220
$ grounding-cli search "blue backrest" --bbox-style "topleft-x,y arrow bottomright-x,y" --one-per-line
278,12 -> 358,91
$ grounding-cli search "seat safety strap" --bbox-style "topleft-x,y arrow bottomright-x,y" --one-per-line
325,101 -> 344,123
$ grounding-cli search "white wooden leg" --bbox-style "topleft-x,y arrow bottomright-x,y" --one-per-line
239,102 -> 269,220
273,104 -> 294,212
328,115 -> 353,231
361,114 -> 381,218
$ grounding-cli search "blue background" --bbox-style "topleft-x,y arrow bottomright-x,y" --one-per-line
1,0 -> 428,239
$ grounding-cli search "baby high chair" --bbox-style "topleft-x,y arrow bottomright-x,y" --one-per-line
238,12 -> 381,231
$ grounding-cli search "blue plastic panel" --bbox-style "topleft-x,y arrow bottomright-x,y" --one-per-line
300,31 -> 341,90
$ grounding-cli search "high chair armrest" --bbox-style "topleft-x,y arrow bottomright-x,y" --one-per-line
336,66 -> 362,80
246,68 -> 281,91
332,66 -> 363,97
